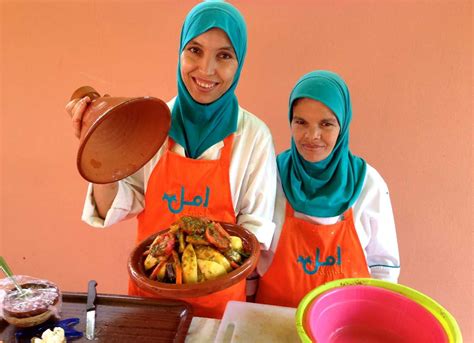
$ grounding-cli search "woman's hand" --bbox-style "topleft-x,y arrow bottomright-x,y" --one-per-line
66,95 -> 118,218
65,96 -> 91,139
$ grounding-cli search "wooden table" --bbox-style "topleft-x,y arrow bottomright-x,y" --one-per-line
0,292 -> 193,343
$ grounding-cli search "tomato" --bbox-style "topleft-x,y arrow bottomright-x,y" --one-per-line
150,232 -> 176,257
179,216 -> 209,235
186,234 -> 210,246
205,223 -> 231,251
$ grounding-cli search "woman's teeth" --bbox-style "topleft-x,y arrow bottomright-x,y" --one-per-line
195,79 -> 216,89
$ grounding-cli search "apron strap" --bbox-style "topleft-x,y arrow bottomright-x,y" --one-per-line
285,201 -> 295,218
220,135 -> 234,163
167,137 -> 175,150
340,207 -> 353,221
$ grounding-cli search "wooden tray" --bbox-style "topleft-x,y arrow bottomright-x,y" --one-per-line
0,292 -> 193,343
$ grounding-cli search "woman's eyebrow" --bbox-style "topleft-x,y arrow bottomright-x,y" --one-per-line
187,39 -> 234,53
219,46 -> 235,52
187,39 -> 202,47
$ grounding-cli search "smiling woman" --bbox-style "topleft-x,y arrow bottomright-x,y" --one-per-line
2,0 -> 471,339
256,70 -> 400,308
291,98 -> 341,163
180,28 -> 238,105
64,0 -> 277,319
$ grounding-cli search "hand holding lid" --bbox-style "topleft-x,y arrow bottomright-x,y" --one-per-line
67,86 -> 171,184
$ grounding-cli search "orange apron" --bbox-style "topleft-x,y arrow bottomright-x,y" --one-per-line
129,135 -> 245,318
256,203 -> 369,308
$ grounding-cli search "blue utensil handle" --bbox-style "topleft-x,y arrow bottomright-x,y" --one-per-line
15,317 -> 83,340
86,280 -> 97,311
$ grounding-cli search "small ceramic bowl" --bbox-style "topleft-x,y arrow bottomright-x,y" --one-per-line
128,222 -> 260,298
296,278 -> 462,343
1,278 -> 61,328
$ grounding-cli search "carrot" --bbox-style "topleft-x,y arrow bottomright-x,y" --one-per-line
150,257 -> 168,280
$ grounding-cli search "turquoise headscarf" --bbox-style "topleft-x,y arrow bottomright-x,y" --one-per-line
169,0 -> 247,158
277,70 -> 367,217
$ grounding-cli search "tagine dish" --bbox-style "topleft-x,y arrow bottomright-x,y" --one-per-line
142,216 -> 250,285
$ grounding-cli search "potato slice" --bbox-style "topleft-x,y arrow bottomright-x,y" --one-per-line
195,246 -> 232,272
181,243 -> 198,284
144,254 -> 159,270
178,232 -> 185,254
230,236 -> 243,252
197,266 -> 206,282
197,259 -> 227,280
156,262 -> 167,281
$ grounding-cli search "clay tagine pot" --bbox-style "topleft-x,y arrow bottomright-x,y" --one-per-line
70,86 -> 171,184
128,222 -> 260,298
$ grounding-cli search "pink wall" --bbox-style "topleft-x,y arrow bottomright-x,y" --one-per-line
1,1 -> 472,339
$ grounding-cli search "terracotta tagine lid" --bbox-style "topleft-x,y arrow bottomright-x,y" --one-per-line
70,86 -> 171,184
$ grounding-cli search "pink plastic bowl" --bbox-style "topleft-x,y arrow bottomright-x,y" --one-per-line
303,285 -> 447,343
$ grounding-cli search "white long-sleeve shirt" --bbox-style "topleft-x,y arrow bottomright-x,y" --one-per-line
257,164 -> 400,282
82,99 -> 277,250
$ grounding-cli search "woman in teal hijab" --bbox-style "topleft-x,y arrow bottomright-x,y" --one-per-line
256,70 -> 400,308
170,0 -> 247,158
278,70 -> 367,217
67,1 -> 277,318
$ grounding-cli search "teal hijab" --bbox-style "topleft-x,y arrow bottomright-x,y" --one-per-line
169,1 -> 247,158
277,70 -> 367,217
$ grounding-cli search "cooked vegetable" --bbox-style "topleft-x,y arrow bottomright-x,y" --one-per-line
156,261 -> 167,281
185,234 -> 210,246
169,223 -> 180,233
165,263 -> 176,283
181,243 -> 198,284
197,265 -> 206,282
149,232 -> 176,257
197,259 -> 227,280
224,249 -> 242,264
177,231 -> 185,253
230,236 -> 243,252
150,256 -> 168,280
195,245 -> 232,272
179,216 -> 209,235
205,223 -> 231,251
143,216 -> 250,285
172,250 -> 183,285
144,254 -> 159,271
